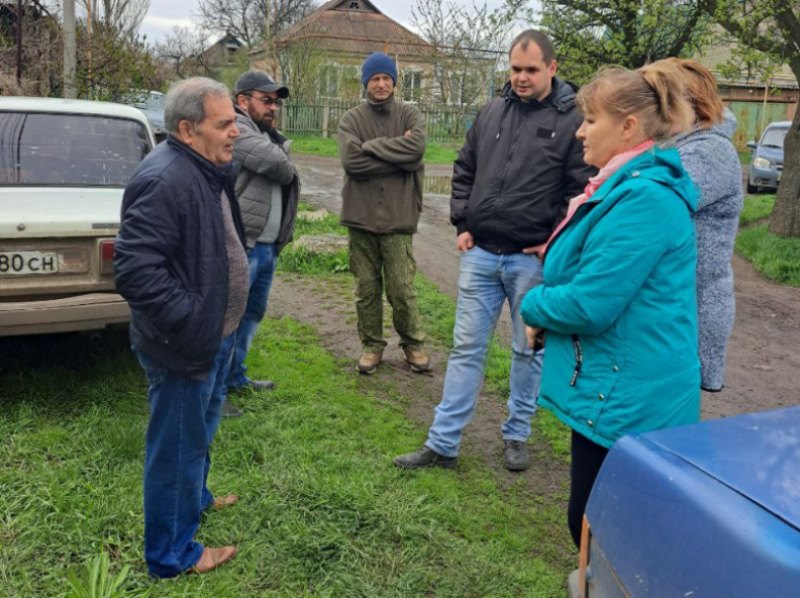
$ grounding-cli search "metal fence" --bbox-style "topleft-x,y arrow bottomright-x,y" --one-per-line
277,98 -> 478,144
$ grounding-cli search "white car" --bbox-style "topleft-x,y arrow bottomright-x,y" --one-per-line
0,97 -> 155,336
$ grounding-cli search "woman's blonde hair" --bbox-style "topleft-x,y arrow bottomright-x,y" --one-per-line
576,63 -> 693,141
664,57 -> 724,127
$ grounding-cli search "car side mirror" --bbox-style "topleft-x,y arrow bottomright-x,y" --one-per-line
747,141 -> 757,149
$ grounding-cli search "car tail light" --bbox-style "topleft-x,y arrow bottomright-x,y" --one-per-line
99,239 -> 115,275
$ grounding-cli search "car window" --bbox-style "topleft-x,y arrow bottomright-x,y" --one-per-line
760,126 -> 788,148
0,112 -> 151,187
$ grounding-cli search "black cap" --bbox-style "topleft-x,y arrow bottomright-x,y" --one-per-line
234,71 -> 289,99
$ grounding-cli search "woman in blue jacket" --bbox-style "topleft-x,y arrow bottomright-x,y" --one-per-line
521,63 -> 701,548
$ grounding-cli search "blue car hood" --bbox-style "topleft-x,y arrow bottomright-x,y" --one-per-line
642,406 -> 800,530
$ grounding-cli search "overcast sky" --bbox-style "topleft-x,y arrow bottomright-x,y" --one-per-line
140,0 -> 508,45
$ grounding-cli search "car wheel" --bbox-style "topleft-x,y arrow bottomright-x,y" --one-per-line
746,180 -> 759,194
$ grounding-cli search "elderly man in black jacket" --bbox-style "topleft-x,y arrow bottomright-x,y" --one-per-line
395,30 -> 595,472
114,77 -> 245,578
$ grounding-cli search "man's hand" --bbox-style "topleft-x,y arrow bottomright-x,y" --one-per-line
525,326 -> 545,351
456,231 -> 475,252
404,129 -> 412,139
522,243 -> 547,260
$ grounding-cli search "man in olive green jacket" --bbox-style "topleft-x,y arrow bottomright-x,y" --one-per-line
338,52 -> 429,375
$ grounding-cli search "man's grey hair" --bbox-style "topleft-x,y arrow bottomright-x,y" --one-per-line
164,77 -> 231,133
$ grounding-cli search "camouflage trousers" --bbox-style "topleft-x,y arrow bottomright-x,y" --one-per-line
348,227 -> 426,353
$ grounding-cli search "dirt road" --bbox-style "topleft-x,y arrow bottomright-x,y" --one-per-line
289,153 -> 799,420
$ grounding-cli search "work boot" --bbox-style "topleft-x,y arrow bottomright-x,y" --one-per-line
394,446 -> 457,469
403,346 -> 431,373
228,379 -> 275,394
357,350 -> 383,375
503,440 -> 530,471
221,401 -> 242,418
248,379 -> 275,391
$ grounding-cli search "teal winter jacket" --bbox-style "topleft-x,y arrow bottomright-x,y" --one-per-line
520,148 -> 701,448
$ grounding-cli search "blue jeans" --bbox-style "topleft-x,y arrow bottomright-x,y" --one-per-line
426,247 -> 543,457
136,333 -> 235,578
227,242 -> 277,389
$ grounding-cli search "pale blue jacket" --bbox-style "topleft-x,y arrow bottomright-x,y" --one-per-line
521,148 -> 701,448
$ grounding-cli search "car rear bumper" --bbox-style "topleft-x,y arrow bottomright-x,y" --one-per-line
0,293 -> 130,336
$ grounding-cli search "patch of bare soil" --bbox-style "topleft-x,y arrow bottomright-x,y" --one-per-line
269,273 -> 568,502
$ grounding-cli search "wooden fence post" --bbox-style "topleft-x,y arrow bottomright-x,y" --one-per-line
322,100 -> 330,138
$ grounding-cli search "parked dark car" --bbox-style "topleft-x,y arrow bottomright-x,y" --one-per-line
569,406 -> 800,597
124,90 -> 166,143
747,120 -> 789,193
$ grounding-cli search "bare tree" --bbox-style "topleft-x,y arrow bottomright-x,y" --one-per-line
196,0 -> 317,47
411,0 -> 531,109
156,25 -> 217,79
0,2 -> 64,96
78,0 -> 150,38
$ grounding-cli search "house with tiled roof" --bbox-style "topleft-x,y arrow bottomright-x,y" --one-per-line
251,0 -> 449,103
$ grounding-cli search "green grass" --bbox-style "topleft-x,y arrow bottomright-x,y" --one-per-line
740,194 -> 775,225
279,209 -> 571,458
423,143 -> 460,165
735,225 -> 800,286
0,198 -> 574,595
290,136 -> 339,158
0,320 -> 571,597
291,135 -> 459,165
737,150 -> 751,165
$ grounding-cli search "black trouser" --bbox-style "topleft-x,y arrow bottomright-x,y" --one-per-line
568,430 -> 610,548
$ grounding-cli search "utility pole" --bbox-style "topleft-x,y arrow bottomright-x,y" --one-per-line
63,0 -> 77,98
15,0 -> 22,86
86,0 -> 94,98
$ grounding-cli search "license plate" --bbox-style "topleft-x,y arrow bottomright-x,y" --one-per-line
0,251 -> 59,275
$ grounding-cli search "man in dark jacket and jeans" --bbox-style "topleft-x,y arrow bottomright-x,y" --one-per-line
395,30 -> 595,472
114,77 -> 245,577
223,70 -> 300,412
338,52 -> 430,375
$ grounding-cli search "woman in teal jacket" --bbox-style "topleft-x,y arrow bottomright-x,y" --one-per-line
521,63 -> 701,548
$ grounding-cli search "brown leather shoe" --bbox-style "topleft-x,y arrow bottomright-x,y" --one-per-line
189,545 -> 237,574
357,350 -> 383,375
213,494 -> 239,510
403,347 -> 431,373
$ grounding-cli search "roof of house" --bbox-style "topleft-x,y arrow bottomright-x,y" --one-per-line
274,0 -> 434,60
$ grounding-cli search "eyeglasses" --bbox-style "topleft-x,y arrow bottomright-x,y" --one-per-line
243,94 -> 283,107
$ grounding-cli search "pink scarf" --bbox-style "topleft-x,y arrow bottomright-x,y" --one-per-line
538,140 -> 655,259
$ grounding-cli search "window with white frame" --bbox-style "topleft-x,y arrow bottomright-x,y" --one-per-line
319,65 -> 338,98
401,69 -> 423,102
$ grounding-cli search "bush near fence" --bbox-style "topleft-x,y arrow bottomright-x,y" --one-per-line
277,98 -> 478,144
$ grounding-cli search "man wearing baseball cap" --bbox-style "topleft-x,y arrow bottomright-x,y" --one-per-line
337,52 -> 430,375
224,70 -> 299,414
